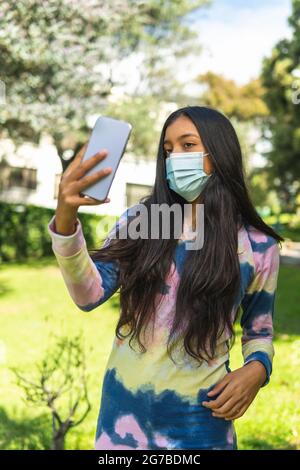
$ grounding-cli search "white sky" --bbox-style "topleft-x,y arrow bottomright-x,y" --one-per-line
187,0 -> 293,85
110,0 -> 293,97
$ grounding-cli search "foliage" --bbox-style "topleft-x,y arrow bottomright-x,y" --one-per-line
0,0 -> 209,166
197,71 -> 269,121
261,0 -> 300,211
12,334 -> 91,450
0,202 -> 115,262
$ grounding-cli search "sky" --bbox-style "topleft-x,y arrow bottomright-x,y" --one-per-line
110,0 -> 293,97
185,0 -> 293,85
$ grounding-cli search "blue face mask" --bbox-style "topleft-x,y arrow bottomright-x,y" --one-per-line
165,151 -> 212,202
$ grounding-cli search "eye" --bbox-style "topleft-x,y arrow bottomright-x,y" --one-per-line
184,143 -> 195,149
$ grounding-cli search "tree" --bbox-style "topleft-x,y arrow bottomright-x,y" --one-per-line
12,335 -> 91,450
261,0 -> 300,211
0,0 -> 209,167
196,71 -> 268,121
193,71 -> 269,176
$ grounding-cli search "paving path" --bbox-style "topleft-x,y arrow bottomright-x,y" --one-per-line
280,240 -> 300,266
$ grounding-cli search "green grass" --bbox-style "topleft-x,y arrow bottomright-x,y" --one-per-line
0,260 -> 299,450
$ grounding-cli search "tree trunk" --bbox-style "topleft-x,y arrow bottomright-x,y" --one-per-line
52,433 -> 65,451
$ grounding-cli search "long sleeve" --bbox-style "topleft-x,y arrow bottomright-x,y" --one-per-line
47,213 -> 122,312
240,235 -> 280,387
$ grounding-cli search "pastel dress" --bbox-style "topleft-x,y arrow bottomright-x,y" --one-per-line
47,204 -> 280,450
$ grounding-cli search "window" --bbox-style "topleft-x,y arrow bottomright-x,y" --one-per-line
126,183 -> 151,207
0,165 -> 37,190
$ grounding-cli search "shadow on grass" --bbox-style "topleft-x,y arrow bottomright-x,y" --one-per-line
239,436 -> 297,450
0,407 -> 51,450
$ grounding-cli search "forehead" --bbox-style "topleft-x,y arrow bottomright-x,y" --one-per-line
164,115 -> 200,141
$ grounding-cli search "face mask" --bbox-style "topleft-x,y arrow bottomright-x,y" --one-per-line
165,151 -> 212,202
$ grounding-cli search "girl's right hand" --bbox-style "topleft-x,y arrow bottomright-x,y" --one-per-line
55,143 -> 112,235
58,143 -> 113,209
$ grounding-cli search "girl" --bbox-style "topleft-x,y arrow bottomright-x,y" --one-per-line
47,106 -> 283,450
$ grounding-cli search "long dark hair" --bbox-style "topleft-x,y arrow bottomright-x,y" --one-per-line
88,105 -> 284,365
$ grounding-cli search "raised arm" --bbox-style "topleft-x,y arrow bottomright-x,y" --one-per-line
47,213 -> 121,311
46,142 -> 124,311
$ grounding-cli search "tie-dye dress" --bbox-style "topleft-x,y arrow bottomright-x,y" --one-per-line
47,204 -> 280,450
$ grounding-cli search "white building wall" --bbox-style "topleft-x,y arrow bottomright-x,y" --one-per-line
107,154 -> 156,216
0,135 -> 61,208
0,136 -> 156,217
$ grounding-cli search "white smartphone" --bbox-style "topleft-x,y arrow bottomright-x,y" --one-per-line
80,115 -> 132,202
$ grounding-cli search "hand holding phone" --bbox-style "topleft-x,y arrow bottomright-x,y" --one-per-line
54,145 -> 112,235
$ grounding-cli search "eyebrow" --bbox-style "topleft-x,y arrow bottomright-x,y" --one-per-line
163,133 -> 199,145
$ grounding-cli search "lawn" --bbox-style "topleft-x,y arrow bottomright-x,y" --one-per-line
0,259 -> 299,450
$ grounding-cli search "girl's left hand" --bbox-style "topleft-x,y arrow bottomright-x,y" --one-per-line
202,361 -> 267,420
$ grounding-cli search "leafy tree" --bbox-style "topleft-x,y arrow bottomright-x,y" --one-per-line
0,0 -> 209,167
196,71 -> 268,121
193,71 -> 268,177
261,0 -> 300,211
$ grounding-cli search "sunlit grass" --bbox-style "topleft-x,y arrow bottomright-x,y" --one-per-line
0,260 -> 299,449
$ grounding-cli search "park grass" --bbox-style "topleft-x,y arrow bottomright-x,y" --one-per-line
0,259 -> 299,450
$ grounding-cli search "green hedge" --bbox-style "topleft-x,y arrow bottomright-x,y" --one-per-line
1,203 -> 299,263
264,213 -> 300,241
0,202 -> 116,262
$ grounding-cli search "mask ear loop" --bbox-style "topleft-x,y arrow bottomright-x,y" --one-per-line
202,152 -> 213,176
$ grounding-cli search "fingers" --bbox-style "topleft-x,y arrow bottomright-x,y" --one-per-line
57,142 -> 113,209
75,166 -> 112,193
73,195 -> 110,206
225,413 -> 242,421
224,405 -> 246,421
63,143 -> 88,178
211,397 -> 239,417
76,142 -> 89,161
207,375 -> 230,396
202,385 -> 231,410
72,149 -> 109,180
203,392 -> 246,420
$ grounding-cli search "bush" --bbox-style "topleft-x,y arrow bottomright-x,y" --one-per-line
0,202 -> 116,262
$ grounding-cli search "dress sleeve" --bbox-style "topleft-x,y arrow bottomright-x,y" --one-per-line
240,236 -> 280,387
47,211 -> 125,312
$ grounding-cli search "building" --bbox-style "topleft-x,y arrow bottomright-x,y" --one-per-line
0,134 -> 156,217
